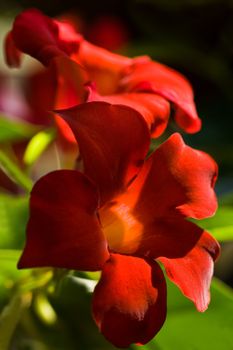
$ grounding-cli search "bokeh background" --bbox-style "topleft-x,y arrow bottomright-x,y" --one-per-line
0,1 -> 232,349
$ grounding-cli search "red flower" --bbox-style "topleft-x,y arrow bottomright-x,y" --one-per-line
18,102 -> 220,347
5,8 -> 81,67
5,9 -> 201,139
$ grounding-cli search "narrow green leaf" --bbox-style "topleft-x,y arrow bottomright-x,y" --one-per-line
0,150 -> 33,191
0,116 -> 38,142
23,128 -> 56,166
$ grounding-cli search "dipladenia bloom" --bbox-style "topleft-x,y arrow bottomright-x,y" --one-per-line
5,8 -> 201,142
18,101 -> 220,347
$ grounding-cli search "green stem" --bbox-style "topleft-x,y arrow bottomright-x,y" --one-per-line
0,150 -> 33,192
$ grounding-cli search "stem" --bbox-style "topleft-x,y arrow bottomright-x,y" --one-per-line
0,150 -> 33,192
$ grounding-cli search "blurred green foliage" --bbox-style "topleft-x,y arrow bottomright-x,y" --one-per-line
0,116 -> 39,143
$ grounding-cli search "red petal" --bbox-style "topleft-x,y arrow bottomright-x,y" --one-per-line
99,133 -> 217,258
159,231 -> 220,311
121,60 -> 201,133
50,56 -> 88,148
52,56 -> 87,110
26,66 -> 56,126
77,40 -> 132,94
56,102 -> 150,205
18,170 -> 109,271
26,56 -> 86,148
133,133 -> 218,221
92,254 -> 167,347
10,9 -> 81,66
101,204 -> 205,258
53,19 -> 82,56
4,31 -> 22,67
86,83 -> 170,137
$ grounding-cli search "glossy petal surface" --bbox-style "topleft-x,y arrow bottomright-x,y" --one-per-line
92,254 -> 167,348
159,231 -> 220,311
121,60 -> 201,133
57,101 -> 150,204
18,170 -> 109,271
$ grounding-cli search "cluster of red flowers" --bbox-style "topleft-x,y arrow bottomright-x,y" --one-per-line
5,9 -> 220,348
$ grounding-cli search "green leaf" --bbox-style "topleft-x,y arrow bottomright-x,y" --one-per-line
198,206 -> 233,242
0,116 -> 38,143
209,226 -> 233,241
0,249 -> 21,261
0,193 -> 29,249
0,150 -> 33,191
132,278 -> 233,350
0,249 -> 31,307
